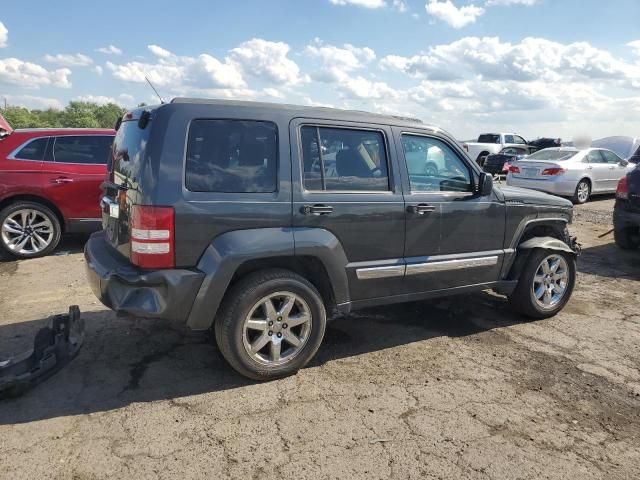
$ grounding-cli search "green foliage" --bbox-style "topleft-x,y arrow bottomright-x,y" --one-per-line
0,101 -> 126,129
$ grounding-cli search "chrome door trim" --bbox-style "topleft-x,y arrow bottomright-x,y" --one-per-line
406,255 -> 499,276
356,264 -> 406,280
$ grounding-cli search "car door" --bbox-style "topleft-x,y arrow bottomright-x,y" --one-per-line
1,136 -> 47,197
600,149 -> 629,191
290,119 -> 406,301
41,135 -> 111,227
584,150 -> 609,192
393,128 -> 506,293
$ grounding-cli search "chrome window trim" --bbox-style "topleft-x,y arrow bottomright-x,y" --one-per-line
7,136 -> 50,161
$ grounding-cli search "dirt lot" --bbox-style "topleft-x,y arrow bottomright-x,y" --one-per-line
1,196 -> 639,480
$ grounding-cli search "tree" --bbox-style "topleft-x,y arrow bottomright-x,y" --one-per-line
0,101 -> 126,129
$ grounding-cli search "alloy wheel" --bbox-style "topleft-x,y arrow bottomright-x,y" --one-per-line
577,181 -> 590,203
242,291 -> 312,366
532,254 -> 569,309
1,209 -> 55,255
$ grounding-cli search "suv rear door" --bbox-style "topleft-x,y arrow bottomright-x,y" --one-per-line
393,128 -> 506,293
41,135 -> 111,228
1,136 -> 47,198
290,119 -> 406,301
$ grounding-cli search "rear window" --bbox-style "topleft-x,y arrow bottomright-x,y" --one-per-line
53,136 -> 113,164
112,121 -> 151,188
478,134 -> 500,144
526,149 -> 577,161
185,119 -> 278,193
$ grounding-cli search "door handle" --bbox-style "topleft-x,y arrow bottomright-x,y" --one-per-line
407,204 -> 436,215
51,177 -> 74,184
301,204 -> 333,216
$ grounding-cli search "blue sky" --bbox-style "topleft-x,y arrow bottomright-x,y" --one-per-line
1,0 -> 639,139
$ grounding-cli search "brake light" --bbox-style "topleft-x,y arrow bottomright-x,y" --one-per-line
130,205 -> 175,269
616,176 -> 629,200
541,167 -> 566,176
508,165 -> 520,174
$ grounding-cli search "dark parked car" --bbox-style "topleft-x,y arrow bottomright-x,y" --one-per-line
0,115 -> 115,258
85,99 -> 579,380
614,164 -> 640,249
482,146 -> 529,175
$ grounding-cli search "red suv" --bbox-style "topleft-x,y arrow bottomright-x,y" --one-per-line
0,115 -> 114,258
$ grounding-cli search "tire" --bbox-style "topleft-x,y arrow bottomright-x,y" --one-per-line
214,269 -> 327,380
614,226 -> 640,250
477,155 -> 488,168
572,179 -> 591,204
0,201 -> 62,259
508,249 -> 576,319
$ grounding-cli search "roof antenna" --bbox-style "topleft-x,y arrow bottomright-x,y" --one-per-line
145,76 -> 165,104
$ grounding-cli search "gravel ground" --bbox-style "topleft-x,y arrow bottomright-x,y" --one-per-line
1,196 -> 639,479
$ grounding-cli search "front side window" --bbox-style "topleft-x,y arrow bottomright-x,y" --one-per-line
504,135 -> 515,144
600,150 -> 622,164
401,135 -> 472,193
186,119 -> 278,193
514,136 -> 527,145
53,136 -> 113,164
586,150 -> 606,163
14,137 -> 48,160
300,126 -> 389,192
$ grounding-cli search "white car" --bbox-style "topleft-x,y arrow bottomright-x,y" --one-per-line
506,147 -> 634,204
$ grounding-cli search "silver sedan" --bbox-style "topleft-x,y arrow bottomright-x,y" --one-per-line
506,147 -> 634,204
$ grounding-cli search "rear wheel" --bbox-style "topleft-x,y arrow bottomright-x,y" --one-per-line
614,226 -> 640,250
572,179 -> 591,204
214,269 -> 327,380
509,249 -> 576,319
0,202 -> 61,259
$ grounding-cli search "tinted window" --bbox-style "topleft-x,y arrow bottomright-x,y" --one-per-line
186,119 -> 277,193
300,126 -> 389,192
478,134 -> 500,144
112,121 -> 150,188
587,150 -> 606,163
402,135 -> 472,193
600,150 -> 621,164
53,136 -> 113,164
14,137 -> 48,160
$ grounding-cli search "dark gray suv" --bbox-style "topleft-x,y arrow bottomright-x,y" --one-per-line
85,98 -> 579,380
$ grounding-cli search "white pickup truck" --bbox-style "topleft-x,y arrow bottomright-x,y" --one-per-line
462,133 -> 528,166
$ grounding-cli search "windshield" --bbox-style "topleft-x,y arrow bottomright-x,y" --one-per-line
526,149 -> 577,161
478,134 -> 500,144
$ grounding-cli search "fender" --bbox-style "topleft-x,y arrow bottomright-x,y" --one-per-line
505,236 -> 576,283
186,227 -> 351,330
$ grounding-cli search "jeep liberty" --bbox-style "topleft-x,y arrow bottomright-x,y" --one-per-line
85,99 -> 578,380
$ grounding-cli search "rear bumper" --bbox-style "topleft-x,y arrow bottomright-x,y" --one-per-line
84,232 -> 205,322
506,176 -> 576,196
613,205 -> 640,229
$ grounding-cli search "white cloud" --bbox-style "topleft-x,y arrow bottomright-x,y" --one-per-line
73,93 -> 137,107
93,65 -> 103,75
0,58 -> 71,88
628,40 -> 640,57
425,0 -> 485,28
96,45 -> 122,55
44,53 -> 93,67
305,39 -> 376,82
148,44 -> 173,58
229,38 -> 304,86
190,54 -> 246,89
329,0 -> 386,7
118,93 -> 135,105
0,21 -> 7,48
3,94 -> 63,110
392,0 -> 408,12
485,0 -> 539,5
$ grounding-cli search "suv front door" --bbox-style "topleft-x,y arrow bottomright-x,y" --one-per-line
393,128 -> 506,293
41,135 -> 111,228
290,120 -> 406,301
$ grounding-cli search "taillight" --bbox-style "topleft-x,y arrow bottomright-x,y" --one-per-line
541,167 -> 566,176
130,205 -> 175,269
508,165 -> 520,174
616,176 -> 629,200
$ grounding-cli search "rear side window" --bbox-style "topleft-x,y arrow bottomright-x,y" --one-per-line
14,137 -> 48,160
53,136 -> 113,164
186,119 -> 277,193
300,126 -> 389,192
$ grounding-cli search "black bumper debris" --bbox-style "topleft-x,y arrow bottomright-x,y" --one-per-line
0,306 -> 85,399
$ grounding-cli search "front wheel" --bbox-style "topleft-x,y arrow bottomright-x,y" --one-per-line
214,269 -> 327,380
0,202 -> 62,259
508,249 -> 576,319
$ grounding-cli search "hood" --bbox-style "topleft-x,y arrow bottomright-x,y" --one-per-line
495,185 -> 573,208
0,113 -> 12,136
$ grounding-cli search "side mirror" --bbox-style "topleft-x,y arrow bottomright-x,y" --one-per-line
620,159 -> 629,167
478,172 -> 493,196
